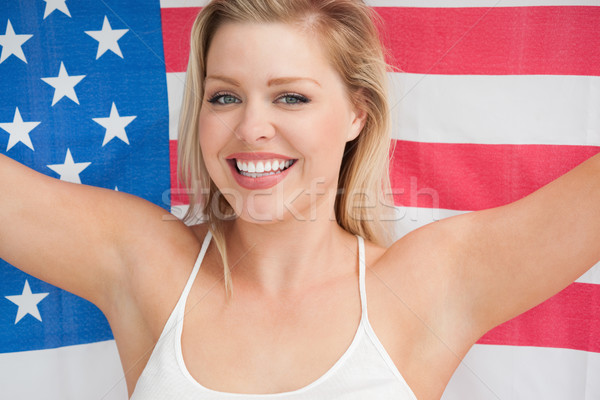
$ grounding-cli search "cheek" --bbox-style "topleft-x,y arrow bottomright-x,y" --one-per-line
198,109 -> 232,152
198,114 -> 229,178
317,105 -> 352,147
198,113 -> 215,149
292,110 -> 351,178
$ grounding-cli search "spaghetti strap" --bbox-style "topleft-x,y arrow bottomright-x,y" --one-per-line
166,229 -> 212,332
180,230 -> 212,302
144,229 -> 212,346
357,235 -> 368,319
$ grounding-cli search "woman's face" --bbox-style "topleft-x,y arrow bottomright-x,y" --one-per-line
199,21 -> 365,223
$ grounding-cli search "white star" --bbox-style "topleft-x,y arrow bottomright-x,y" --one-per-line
0,20 -> 33,64
5,280 -> 49,324
92,102 -> 136,146
47,149 -> 91,183
41,62 -> 86,106
43,0 -> 71,19
85,16 -> 128,59
0,108 -> 41,151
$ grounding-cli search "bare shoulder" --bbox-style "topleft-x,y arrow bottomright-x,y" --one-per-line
115,204 -> 205,316
373,216 -> 462,286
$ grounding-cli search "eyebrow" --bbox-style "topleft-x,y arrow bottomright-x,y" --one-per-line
205,75 -> 321,88
205,75 -> 240,86
267,77 -> 321,88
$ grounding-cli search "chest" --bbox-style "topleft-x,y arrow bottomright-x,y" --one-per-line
180,279 -> 362,394
123,246 -> 460,399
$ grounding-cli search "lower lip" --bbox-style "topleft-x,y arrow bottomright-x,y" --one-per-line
228,161 -> 294,190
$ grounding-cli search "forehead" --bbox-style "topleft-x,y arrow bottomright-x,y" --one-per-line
205,22 -> 341,86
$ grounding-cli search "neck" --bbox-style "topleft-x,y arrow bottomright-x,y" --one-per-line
222,215 -> 357,296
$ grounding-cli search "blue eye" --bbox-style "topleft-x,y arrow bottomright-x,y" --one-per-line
208,93 -> 240,105
277,93 -> 310,105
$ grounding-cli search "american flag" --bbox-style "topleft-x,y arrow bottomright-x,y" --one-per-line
1,0 -> 599,399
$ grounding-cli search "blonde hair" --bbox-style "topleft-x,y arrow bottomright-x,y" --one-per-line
177,0 -> 392,294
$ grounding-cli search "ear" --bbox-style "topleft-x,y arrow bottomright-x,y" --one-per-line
347,105 -> 367,142
346,91 -> 368,142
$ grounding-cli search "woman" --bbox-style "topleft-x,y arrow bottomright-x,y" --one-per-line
1,0 -> 598,399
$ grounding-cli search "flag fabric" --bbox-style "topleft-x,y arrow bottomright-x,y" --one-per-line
1,0 -> 599,399
0,0 -> 169,398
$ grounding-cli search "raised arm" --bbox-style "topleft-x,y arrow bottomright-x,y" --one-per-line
445,152 -> 600,334
0,154 -> 185,311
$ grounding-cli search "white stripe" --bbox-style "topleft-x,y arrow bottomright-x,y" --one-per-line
170,204 -> 207,226
575,260 -> 600,285
443,344 -> 600,400
170,204 -> 189,219
390,73 -> 600,146
390,206 -> 466,238
168,71 -> 600,146
0,340 -> 127,400
367,0 -> 600,7
167,72 -> 187,140
160,0 -> 209,7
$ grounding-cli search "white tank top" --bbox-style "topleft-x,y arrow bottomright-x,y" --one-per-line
131,231 -> 417,400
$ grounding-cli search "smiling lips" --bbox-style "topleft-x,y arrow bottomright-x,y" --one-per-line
226,153 -> 297,190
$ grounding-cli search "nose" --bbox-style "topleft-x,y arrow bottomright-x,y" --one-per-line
234,100 -> 276,144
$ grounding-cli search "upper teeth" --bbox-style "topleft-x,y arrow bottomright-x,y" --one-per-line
236,159 -> 292,173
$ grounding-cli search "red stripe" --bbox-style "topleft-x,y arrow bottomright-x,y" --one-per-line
161,6 -> 600,76
478,282 -> 600,353
375,6 -> 600,76
389,141 -> 600,211
171,140 -> 600,211
170,140 -> 189,206
161,7 -> 200,73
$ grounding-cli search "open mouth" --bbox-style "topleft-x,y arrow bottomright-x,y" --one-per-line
232,159 -> 297,178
